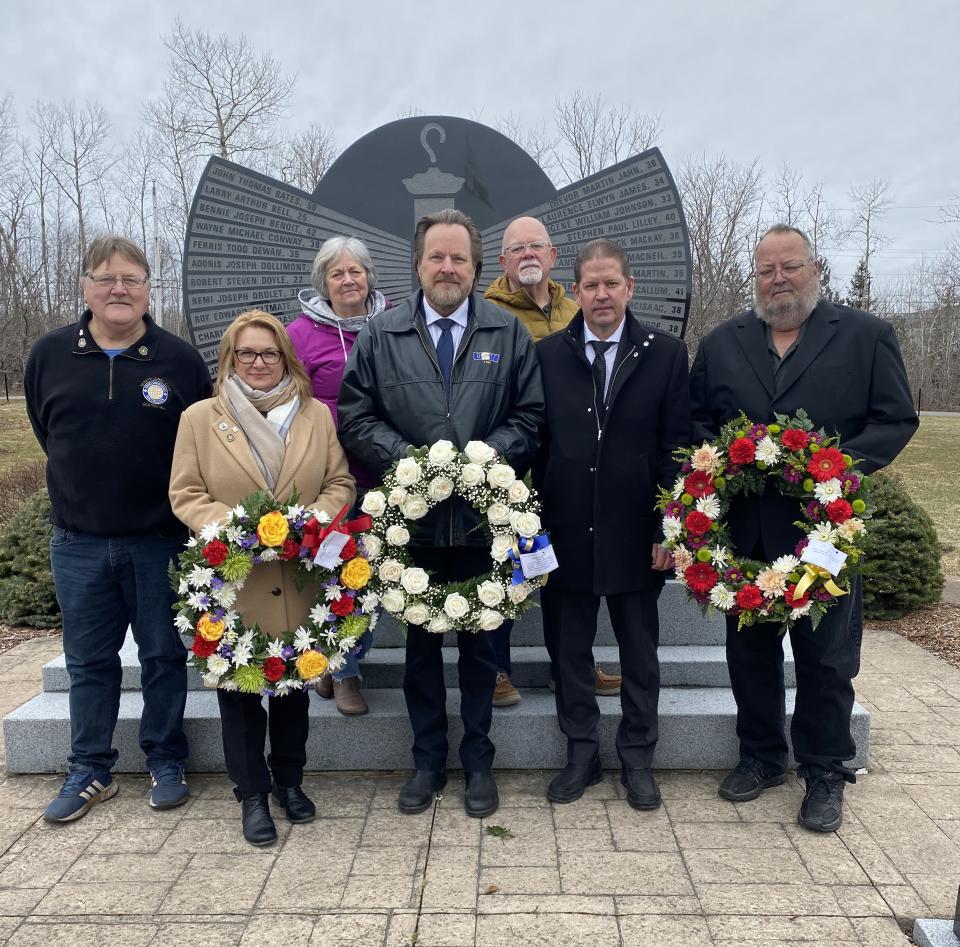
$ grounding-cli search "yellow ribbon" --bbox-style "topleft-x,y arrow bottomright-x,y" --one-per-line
794,563 -> 847,599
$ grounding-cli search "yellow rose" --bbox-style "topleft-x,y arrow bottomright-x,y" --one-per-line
256,510 -> 289,547
296,650 -> 328,680
340,556 -> 372,590
196,613 -> 225,641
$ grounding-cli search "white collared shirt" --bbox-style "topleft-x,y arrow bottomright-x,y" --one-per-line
423,296 -> 469,355
584,318 -> 625,399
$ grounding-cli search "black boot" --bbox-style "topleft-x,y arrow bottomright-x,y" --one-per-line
241,792 -> 277,846
272,784 -> 316,824
398,770 -> 447,814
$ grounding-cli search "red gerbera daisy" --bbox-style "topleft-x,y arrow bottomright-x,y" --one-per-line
784,584 -> 810,609
736,584 -> 763,610
683,470 -> 716,498
781,429 -> 810,451
807,447 -> 846,482
684,563 -> 719,594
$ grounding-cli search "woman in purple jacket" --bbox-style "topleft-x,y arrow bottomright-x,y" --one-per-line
287,236 -> 388,716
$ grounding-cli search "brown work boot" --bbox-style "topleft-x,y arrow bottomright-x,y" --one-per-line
314,672 -> 333,699
492,671 -> 521,707
595,665 -> 622,696
333,677 -> 368,715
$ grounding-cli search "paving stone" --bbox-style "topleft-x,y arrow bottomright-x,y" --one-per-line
475,911 -> 620,946
674,821 -> 792,850
240,915 -> 315,945
695,881 -> 842,915
84,826 -> 174,854
835,824 -> 906,885
684,845 -> 811,884
419,845 -> 478,910
32,881 -> 170,915
832,883 -> 897,916
785,825 -> 871,884
555,828 -> 615,852
151,923 -> 243,946
339,872 -> 418,909
619,913 -> 713,946
479,894 -> 615,913
904,872 -> 960,918
350,845 -> 420,875
7,921 -> 157,946
904,784 -> 960,820
707,913 -> 858,941
615,894 -> 702,914
853,916 -> 914,945
0,888 -> 45,915
160,817 -> 289,855
159,854 -> 272,914
255,866 -> 346,912
308,912 -> 389,946
387,910 -> 475,946
559,851 -> 692,896
478,865 -> 561,895
605,800 -> 679,852
551,798 -> 610,829
428,805 -> 482,846
360,808 -> 434,847
875,883 -> 934,921
62,852 -> 190,884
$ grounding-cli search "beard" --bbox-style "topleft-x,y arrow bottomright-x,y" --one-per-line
424,278 -> 469,312
754,279 -> 820,330
517,264 -> 543,286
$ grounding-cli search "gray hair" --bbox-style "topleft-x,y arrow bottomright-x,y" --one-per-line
82,235 -> 150,277
310,236 -> 378,294
754,225 -> 815,263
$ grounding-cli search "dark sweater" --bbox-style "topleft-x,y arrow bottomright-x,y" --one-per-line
25,312 -> 212,536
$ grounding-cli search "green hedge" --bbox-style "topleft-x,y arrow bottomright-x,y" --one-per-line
0,489 -> 61,628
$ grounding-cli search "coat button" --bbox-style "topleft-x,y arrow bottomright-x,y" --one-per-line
588,527 -> 594,532
589,467 -> 595,473
271,588 -> 281,596
587,407 -> 592,413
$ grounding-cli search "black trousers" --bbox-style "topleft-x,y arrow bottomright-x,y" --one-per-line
404,546 -> 497,772
542,583 -> 661,769
217,688 -> 309,798
726,574 -> 863,778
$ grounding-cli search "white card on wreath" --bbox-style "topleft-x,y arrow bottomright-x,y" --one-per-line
801,538 -> 847,576
313,531 -> 350,569
520,543 -> 559,578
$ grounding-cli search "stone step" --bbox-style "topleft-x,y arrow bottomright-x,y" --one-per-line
41,641 -> 797,692
3,687 -> 868,774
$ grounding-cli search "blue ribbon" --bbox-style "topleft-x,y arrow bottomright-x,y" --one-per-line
507,532 -> 551,585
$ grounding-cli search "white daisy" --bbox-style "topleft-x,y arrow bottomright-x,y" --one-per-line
232,642 -> 253,667
187,565 -> 215,589
206,654 -> 230,676
273,680 -> 291,696
222,611 -> 239,631
709,584 -> 736,610
178,579 -> 190,595
813,478 -> 843,503
287,504 -> 306,521
324,585 -> 342,602
202,671 -> 223,687
266,639 -> 284,658
360,592 -> 379,613
809,522 -> 838,543
309,604 -> 329,625
310,508 -> 332,524
187,591 -> 209,610
695,495 -> 721,519
709,545 -> 730,568
259,548 -> 279,562
671,476 -> 686,500
174,613 -> 193,633
212,583 -> 238,608
771,554 -> 801,573
224,525 -> 243,543
662,516 -> 683,542
185,537 -> 198,548
326,654 -> 344,674
230,504 -> 247,521
199,522 -> 222,543
755,436 -> 781,465
293,627 -> 316,653
791,603 -> 813,619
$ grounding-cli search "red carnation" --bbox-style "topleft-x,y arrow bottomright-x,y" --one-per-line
280,538 -> 300,561
202,540 -> 229,566
785,584 -> 810,609
825,499 -> 854,523
339,536 -> 358,561
263,656 -> 286,683
736,584 -> 764,610
330,595 -> 355,617
781,429 -> 810,451
728,437 -> 756,465
684,471 -> 716,498
807,447 -> 847,483
192,635 -> 218,659
684,510 -> 713,536
684,562 -> 719,594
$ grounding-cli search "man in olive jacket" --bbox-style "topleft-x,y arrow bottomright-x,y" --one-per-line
339,209 -> 544,819
534,238 -> 690,810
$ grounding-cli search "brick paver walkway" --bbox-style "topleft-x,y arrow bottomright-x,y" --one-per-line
0,628 -> 956,945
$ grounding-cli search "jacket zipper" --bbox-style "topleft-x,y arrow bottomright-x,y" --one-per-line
595,344 -> 637,442
108,358 -> 115,401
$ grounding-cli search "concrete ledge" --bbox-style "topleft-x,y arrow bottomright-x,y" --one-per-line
3,687 -> 869,774
913,919 -> 959,947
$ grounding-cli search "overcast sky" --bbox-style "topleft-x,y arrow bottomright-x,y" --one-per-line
4,0 -> 959,297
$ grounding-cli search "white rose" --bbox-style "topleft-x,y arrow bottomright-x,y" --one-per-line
381,588 -> 406,614
464,441 -> 497,464
443,593 -> 470,620
507,480 -> 530,503
387,486 -> 407,506
459,463 -> 485,488
385,524 -> 411,546
378,558 -> 404,583
427,477 -> 455,501
511,510 -> 541,538
362,534 -> 383,560
487,503 -> 512,526
427,440 -> 457,466
487,463 -> 517,490
395,458 -> 423,487
490,534 -> 514,563
477,580 -> 506,607
401,496 -> 429,520
509,582 -> 531,604
400,567 -> 430,595
403,602 -> 431,626
360,491 -> 386,517
427,612 -> 452,633
478,608 -> 504,631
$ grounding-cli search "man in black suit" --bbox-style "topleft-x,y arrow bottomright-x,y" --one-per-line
535,238 -> 690,810
690,224 -> 917,832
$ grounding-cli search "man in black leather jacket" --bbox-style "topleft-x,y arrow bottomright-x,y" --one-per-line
339,209 -> 544,818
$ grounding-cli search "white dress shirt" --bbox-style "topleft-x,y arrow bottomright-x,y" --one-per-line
583,318 -> 625,399
423,296 -> 469,355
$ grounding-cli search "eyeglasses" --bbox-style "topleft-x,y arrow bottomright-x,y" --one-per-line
235,349 -> 283,365
754,260 -> 815,280
86,274 -> 150,288
503,240 -> 552,257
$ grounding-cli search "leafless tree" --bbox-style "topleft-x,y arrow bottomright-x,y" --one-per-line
494,112 -> 559,181
273,122 -> 338,193
846,177 -> 891,311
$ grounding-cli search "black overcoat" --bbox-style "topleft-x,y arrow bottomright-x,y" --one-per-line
534,311 -> 690,595
689,300 -> 918,559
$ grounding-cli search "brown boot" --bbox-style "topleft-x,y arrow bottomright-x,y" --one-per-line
594,665 -> 622,696
493,671 -> 521,707
333,676 -> 368,716
314,672 -> 333,699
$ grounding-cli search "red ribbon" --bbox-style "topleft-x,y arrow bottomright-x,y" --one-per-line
300,504 -> 372,552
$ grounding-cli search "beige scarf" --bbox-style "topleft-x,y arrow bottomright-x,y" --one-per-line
221,374 -> 299,491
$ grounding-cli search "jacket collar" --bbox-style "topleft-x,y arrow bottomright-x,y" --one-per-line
383,291 -> 510,333
73,309 -> 158,360
561,308 -> 651,402
484,275 -> 569,313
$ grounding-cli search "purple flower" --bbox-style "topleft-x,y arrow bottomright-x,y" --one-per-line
264,689 -> 275,698
749,423 -> 768,439
782,467 -> 802,484
665,501 -> 684,518
198,594 -> 210,608
281,645 -> 295,659
681,461 -> 693,473
805,501 -> 822,521
844,474 -> 861,493
218,645 -> 234,659
212,608 -> 224,622
813,588 -> 832,602
299,547 -> 311,558
795,538 -> 810,557
724,567 -> 744,583
210,576 -> 224,590
252,555 -> 262,564
238,533 -> 257,549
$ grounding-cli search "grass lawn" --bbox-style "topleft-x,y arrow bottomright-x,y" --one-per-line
0,402 -> 44,474
884,414 -> 960,576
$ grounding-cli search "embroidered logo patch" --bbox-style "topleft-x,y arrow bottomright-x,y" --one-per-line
472,351 -> 501,363
142,378 -> 169,405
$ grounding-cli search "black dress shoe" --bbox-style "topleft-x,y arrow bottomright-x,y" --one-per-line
621,768 -> 662,811
798,768 -> 845,832
241,793 -> 277,846
547,759 -> 603,804
398,770 -> 447,814
272,783 -> 316,824
464,771 -> 499,818
718,757 -> 787,802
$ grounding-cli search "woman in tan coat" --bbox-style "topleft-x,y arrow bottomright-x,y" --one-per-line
170,310 -> 355,846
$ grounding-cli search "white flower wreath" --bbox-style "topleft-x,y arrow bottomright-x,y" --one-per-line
362,440 -> 553,632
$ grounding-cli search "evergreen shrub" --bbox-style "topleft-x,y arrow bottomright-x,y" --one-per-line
0,489 -> 61,628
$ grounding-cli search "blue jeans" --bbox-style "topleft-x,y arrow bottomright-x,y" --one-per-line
333,629 -> 372,682
50,529 -> 189,773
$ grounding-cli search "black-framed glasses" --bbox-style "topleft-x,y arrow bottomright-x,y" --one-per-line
235,349 -> 283,365
754,260 -> 815,280
85,274 -> 150,288
503,240 -> 552,257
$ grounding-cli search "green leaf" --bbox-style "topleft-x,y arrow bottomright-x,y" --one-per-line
484,825 -> 515,841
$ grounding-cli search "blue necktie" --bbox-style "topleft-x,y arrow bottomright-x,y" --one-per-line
436,318 -> 455,395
